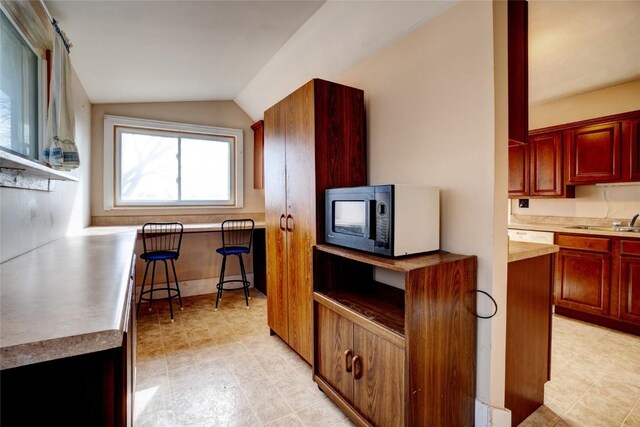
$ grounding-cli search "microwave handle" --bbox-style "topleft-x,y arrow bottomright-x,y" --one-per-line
368,199 -> 377,241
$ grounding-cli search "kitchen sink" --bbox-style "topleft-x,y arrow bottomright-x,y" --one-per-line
565,225 -> 640,233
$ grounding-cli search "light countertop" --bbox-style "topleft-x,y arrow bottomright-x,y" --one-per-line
508,241 -> 559,263
509,222 -> 640,238
0,229 -> 137,370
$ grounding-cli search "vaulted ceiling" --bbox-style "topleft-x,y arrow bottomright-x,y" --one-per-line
46,0 -> 640,116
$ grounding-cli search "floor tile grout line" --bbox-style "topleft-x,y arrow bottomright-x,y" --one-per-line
619,394 -> 640,426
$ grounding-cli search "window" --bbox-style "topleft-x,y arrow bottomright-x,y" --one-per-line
104,115 -> 243,208
0,8 -> 44,161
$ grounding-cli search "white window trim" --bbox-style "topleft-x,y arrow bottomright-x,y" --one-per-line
103,115 -> 243,210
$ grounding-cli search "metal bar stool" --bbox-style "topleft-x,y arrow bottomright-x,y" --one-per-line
215,219 -> 255,310
137,222 -> 184,322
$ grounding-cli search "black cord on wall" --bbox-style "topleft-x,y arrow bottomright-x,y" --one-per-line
475,290 -> 498,319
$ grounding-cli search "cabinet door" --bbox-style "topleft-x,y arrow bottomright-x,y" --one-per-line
530,132 -> 563,196
509,144 -> 529,197
315,304 -> 354,403
264,100 -> 289,340
352,324 -> 405,427
631,119 -> 640,180
285,81 -> 316,363
619,256 -> 640,323
567,121 -> 622,184
555,249 -> 611,316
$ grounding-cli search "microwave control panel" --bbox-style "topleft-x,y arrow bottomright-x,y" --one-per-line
374,190 -> 391,250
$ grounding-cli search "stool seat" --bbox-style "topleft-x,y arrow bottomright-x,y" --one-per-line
215,219 -> 255,311
141,251 -> 179,261
216,246 -> 250,256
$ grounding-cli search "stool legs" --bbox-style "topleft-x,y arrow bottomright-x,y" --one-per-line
137,258 -> 183,322
215,253 -> 250,310
238,254 -> 250,307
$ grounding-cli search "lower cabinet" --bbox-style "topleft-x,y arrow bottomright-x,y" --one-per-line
554,235 -> 611,316
619,240 -> 640,324
312,244 -> 477,427
316,304 -> 404,427
554,233 -> 640,334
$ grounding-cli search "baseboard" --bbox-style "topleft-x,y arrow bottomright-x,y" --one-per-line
135,273 -> 254,299
475,400 -> 512,427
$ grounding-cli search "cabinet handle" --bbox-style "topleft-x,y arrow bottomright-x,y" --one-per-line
286,214 -> 294,232
344,349 -> 353,373
279,214 -> 286,231
352,355 -> 362,380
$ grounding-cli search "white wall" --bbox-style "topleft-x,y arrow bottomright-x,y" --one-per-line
338,1 -> 508,410
0,67 -> 92,262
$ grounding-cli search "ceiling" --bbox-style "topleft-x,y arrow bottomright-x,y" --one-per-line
46,1 -> 640,109
528,0 -> 640,105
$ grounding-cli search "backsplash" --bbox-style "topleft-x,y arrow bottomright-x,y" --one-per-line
510,184 -> 640,225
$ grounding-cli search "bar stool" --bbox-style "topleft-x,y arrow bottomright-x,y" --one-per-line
215,219 -> 255,311
137,222 -> 184,322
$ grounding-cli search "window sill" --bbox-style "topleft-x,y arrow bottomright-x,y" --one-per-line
0,150 -> 79,182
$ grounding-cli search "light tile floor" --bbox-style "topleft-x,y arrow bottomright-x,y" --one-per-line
135,290 -> 640,427
134,289 -> 356,427
521,315 -> 640,426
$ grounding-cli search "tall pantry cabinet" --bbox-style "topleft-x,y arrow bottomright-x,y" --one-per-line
264,79 -> 366,363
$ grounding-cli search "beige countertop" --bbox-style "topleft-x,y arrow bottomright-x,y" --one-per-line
0,228 -> 137,370
508,241 -> 559,263
509,222 -> 640,238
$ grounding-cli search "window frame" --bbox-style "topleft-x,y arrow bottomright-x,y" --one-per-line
104,115 -> 244,209
0,4 -> 48,163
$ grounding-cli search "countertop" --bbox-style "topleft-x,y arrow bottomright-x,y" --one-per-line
508,241 -> 559,263
509,222 -> 640,238
0,228 -> 137,370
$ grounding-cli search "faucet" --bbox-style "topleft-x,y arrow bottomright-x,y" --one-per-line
632,213 -> 640,227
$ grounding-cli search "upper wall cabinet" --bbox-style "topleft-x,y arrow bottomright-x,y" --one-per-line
508,0 -> 528,147
540,110 -> 640,186
567,121 -> 623,184
630,118 -> 640,180
508,130 -> 575,199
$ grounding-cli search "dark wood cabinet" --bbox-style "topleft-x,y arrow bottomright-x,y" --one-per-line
509,143 -> 529,197
527,110 -> 640,187
313,245 -> 476,426
508,0 -> 528,146
567,121 -> 623,184
316,304 -> 404,427
509,131 -> 574,199
264,79 -> 366,363
530,132 -> 566,196
619,240 -> 640,324
506,254 -> 553,426
630,119 -> 640,180
251,120 -> 264,189
554,233 -> 640,335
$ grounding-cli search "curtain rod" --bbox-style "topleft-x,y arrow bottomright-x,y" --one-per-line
39,0 -> 72,53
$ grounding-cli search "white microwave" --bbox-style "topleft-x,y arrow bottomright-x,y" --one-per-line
325,184 -> 440,257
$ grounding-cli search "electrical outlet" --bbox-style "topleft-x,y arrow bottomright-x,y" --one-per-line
518,199 -> 529,208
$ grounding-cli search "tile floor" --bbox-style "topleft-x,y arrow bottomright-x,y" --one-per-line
135,289 -> 640,427
521,315 -> 640,426
134,289 -> 355,427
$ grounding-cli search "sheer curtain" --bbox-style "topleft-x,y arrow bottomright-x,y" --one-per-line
43,32 -> 79,170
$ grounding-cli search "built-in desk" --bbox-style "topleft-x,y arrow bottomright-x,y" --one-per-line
133,221 -> 267,296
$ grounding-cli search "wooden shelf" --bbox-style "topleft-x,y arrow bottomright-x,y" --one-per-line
314,282 -> 405,341
0,150 -> 79,181
314,244 -> 470,272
